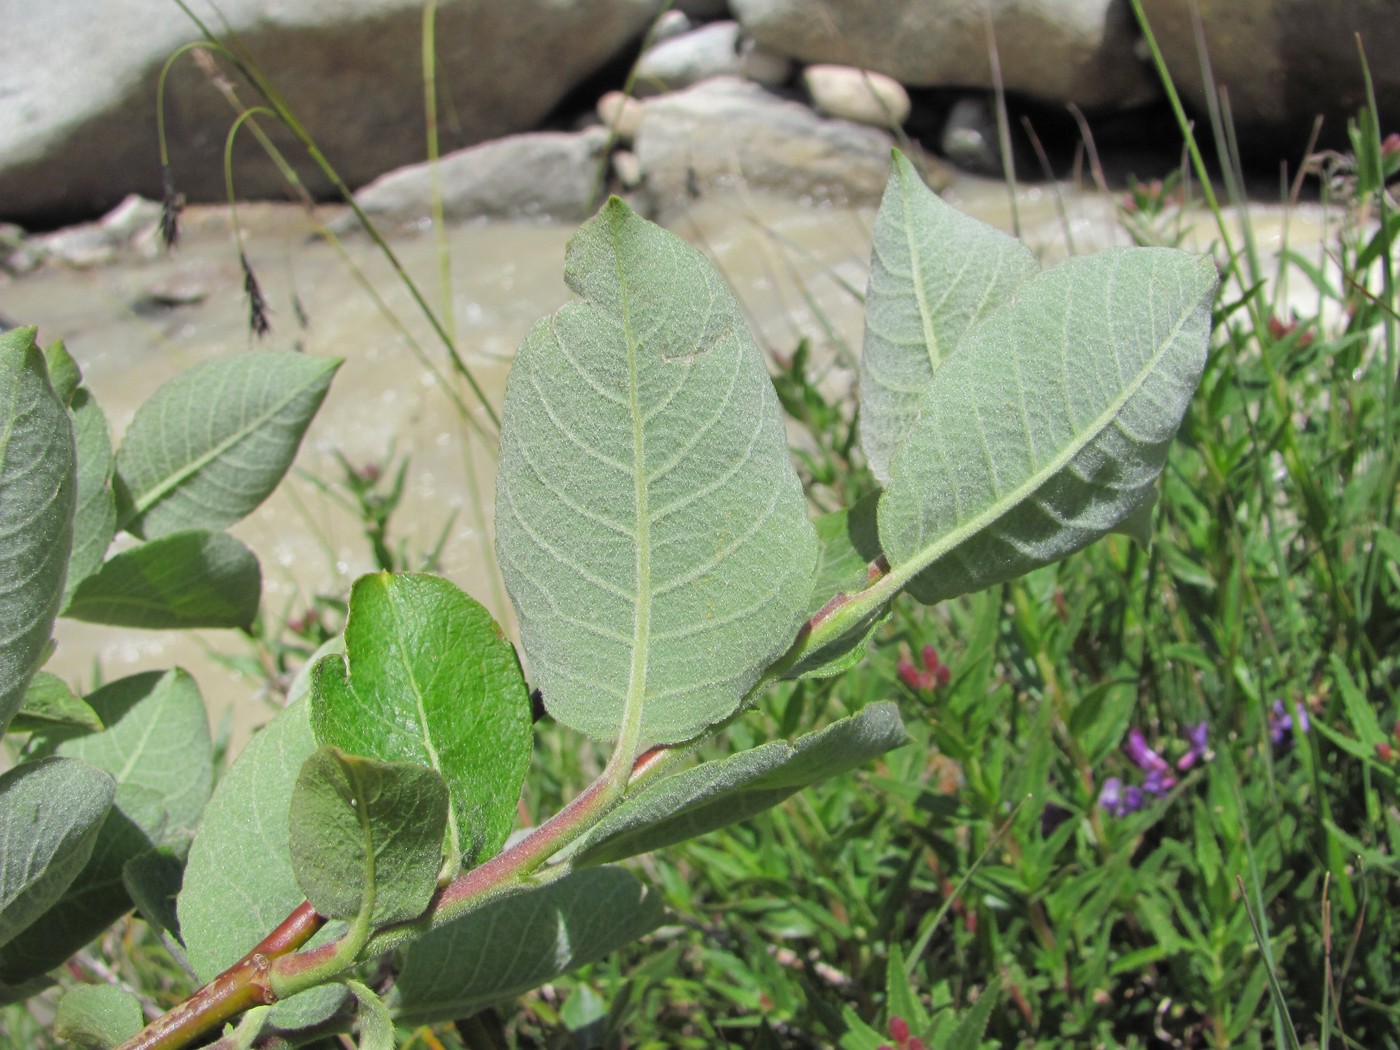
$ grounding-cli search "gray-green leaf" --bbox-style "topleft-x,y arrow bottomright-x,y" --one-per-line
859,151 -> 1038,482
572,701 -> 906,867
179,697 -> 314,981
63,387 -> 117,606
496,198 -> 817,744
0,669 -> 210,982
0,326 -> 76,735
54,983 -> 143,1048
177,697 -> 346,1030
64,529 -> 261,630
115,352 -> 339,539
879,248 -> 1217,605
289,747 -> 447,927
10,671 -> 103,733
393,867 -> 663,1026
0,757 -> 114,950
311,573 -> 531,870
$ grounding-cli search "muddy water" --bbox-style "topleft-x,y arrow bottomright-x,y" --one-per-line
0,180 -> 1331,752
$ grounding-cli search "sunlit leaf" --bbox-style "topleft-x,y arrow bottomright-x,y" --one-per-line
311,573 -> 531,869
496,198 -> 817,744
859,151 -> 1038,482
115,352 -> 339,539
879,249 -> 1217,604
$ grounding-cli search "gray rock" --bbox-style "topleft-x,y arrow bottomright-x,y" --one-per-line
1136,0 -> 1400,152
941,96 -> 1003,175
803,65 -> 911,127
612,149 -> 645,189
598,92 -> 646,144
634,21 -> 746,96
632,77 -> 904,217
0,0 -> 661,225
730,0 -> 1158,109
650,10 -> 696,43
739,40 -> 794,87
350,129 -> 611,225
30,194 -> 165,269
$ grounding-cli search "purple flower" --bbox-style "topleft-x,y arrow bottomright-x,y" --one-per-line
1177,721 -> 1209,771
1124,728 -> 1170,774
1142,766 -> 1178,797
1269,700 -> 1310,746
1099,777 -> 1147,817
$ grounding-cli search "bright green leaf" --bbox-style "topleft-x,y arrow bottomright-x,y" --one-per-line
9,671 -> 103,733
393,867 -> 664,1026
496,197 -> 817,744
879,249 -> 1217,605
63,387 -> 117,606
115,352 -> 339,539
289,747 -> 447,926
859,151 -> 1038,482
0,757 -> 113,950
64,529 -> 261,630
571,702 -> 906,867
311,573 -> 531,869
177,697 -> 346,1031
54,983 -> 143,1048
0,325 -> 76,735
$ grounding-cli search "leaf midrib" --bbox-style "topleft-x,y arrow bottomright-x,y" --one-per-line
129,366 -> 325,518
620,216 -> 652,752
889,269 -> 1201,587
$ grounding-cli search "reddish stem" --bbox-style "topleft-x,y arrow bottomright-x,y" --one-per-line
116,904 -> 323,1050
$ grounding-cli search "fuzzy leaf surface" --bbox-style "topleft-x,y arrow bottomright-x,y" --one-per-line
496,198 -> 817,744
0,670 -> 213,982
289,747 -> 447,926
115,352 -> 339,539
41,339 -> 81,405
54,983 -> 143,1048
0,758 -> 113,950
63,387 -> 117,606
0,326 -> 76,735
393,867 -> 663,1026
177,697 -> 345,1030
64,529 -> 260,630
879,249 -> 1217,605
572,701 -> 906,866
859,151 -> 1038,482
10,671 -> 103,733
33,669 -> 212,848
311,573 -> 531,869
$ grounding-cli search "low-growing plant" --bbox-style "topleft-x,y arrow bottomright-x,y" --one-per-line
0,149 -> 1216,1048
